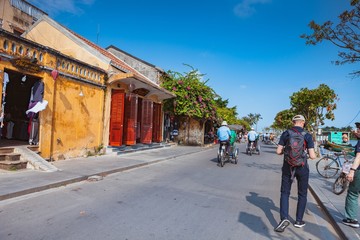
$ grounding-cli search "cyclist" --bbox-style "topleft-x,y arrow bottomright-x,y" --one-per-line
247,127 -> 259,151
217,121 -> 231,154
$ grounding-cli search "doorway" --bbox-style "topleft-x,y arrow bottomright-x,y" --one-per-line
1,69 -> 41,144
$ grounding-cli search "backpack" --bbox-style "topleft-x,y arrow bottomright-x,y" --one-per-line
284,128 -> 307,167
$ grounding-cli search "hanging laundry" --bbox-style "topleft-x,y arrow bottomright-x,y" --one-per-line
26,100 -> 48,115
30,80 -> 44,102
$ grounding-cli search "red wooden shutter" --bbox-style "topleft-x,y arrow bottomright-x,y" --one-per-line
141,99 -> 153,144
136,98 -> 143,142
124,93 -> 138,145
109,90 -> 125,146
152,103 -> 162,142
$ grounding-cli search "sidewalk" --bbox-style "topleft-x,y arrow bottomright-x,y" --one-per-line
308,159 -> 360,240
0,144 -> 359,239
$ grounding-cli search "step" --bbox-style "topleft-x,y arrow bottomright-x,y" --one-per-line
27,146 -> 40,154
0,153 -> 21,161
0,160 -> 27,171
0,147 -> 15,154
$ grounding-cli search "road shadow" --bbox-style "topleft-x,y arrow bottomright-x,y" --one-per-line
244,191 -> 280,227
244,162 -> 282,174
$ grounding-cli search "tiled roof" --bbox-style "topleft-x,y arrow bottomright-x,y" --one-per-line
69,30 -> 151,82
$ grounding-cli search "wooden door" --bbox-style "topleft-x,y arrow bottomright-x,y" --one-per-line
152,103 -> 162,142
109,90 -> 125,146
141,99 -> 153,144
124,93 -> 138,145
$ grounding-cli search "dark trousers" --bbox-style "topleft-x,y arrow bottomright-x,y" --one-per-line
280,162 -> 309,222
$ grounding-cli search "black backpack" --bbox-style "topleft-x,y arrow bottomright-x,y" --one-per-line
284,128 -> 307,167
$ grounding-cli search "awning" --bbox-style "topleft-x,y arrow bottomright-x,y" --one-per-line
228,124 -> 244,131
108,72 -> 175,101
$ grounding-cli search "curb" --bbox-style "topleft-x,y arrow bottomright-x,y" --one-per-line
308,183 -> 348,240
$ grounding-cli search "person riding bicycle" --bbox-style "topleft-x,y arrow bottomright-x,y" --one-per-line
247,127 -> 259,151
217,121 -> 231,154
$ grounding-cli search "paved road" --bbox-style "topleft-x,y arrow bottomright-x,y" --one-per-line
0,142 -> 340,240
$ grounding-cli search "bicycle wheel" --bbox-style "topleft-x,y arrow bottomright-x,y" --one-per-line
219,149 -> 225,167
316,156 -> 339,178
233,148 -> 238,164
333,173 -> 349,195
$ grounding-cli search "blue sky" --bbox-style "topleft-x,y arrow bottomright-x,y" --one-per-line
28,0 -> 359,131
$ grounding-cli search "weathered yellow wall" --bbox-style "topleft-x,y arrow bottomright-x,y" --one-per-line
24,20 -> 109,70
0,32 -> 106,160
50,76 -> 104,160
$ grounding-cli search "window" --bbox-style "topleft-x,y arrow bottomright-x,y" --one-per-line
3,40 -> 8,50
18,46 -> 23,54
39,53 -> 43,62
11,43 -> 16,53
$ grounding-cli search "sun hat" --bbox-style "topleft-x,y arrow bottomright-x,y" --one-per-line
221,121 -> 228,126
292,115 -> 305,122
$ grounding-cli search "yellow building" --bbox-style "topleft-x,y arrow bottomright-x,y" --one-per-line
0,28 -> 107,160
0,0 -> 47,35
0,1 -> 175,162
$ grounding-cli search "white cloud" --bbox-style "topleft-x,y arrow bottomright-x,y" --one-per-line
234,0 -> 271,18
28,0 -> 95,16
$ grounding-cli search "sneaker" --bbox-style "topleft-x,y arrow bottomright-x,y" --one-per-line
343,218 -> 360,228
294,221 -> 306,228
274,219 -> 290,232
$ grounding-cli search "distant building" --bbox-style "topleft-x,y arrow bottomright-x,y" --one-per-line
0,0 -> 47,35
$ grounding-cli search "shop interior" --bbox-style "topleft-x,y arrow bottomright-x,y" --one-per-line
1,69 -> 40,143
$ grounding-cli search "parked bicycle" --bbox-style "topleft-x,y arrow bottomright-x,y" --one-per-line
316,149 -> 354,178
332,152 -> 354,195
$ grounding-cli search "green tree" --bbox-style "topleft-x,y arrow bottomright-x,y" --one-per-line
290,84 -> 338,133
301,0 -> 360,77
273,109 -> 296,130
161,66 -> 218,145
161,66 -> 217,121
242,113 -> 262,130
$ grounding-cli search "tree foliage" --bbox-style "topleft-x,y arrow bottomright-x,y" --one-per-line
242,113 -> 262,129
161,66 -> 218,121
273,109 -> 296,130
290,84 -> 338,131
301,0 -> 360,77
272,84 -> 338,132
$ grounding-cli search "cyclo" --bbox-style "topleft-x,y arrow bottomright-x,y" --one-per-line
217,141 -> 238,167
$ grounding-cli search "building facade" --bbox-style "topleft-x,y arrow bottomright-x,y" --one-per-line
0,29 -> 107,160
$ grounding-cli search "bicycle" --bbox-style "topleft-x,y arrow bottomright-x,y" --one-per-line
316,149 -> 354,178
332,152 -> 354,195
217,141 -> 228,167
217,142 -> 239,167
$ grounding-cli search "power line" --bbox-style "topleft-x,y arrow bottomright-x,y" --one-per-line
347,109 -> 360,126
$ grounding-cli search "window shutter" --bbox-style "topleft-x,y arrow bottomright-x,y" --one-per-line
109,90 -> 125,146
141,99 -> 153,144
152,103 -> 162,142
124,93 -> 138,145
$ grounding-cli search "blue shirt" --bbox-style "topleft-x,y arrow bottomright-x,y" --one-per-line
217,126 -> 231,141
248,130 -> 258,141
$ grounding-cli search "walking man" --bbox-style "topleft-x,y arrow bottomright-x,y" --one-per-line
274,115 -> 316,232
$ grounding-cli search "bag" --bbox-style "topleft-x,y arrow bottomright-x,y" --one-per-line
284,128 -> 307,167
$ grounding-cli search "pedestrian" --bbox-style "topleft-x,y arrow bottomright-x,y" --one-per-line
274,115 -> 316,232
343,122 -> 360,228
